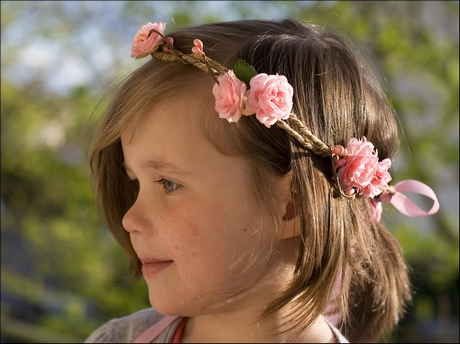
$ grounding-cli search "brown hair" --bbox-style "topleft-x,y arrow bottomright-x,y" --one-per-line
90,19 -> 410,342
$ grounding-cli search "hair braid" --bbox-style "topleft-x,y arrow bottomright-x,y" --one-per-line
152,50 -> 228,78
277,113 -> 332,157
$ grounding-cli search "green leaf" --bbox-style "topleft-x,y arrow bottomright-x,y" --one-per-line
233,58 -> 258,86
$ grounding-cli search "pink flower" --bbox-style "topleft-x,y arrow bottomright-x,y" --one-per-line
131,22 -> 166,59
370,199 -> 383,221
346,137 -> 374,156
363,158 -> 392,198
336,137 -> 379,191
162,37 -> 174,53
335,136 -> 392,199
337,154 -> 378,191
191,39 -> 204,55
244,74 -> 293,127
332,145 -> 348,157
212,70 -> 247,123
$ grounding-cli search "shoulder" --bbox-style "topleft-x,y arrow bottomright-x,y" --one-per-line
85,308 -> 164,343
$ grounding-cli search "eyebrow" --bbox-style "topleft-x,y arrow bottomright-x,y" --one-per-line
123,159 -> 189,176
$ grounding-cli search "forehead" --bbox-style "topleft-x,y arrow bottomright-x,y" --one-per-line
120,91 -> 237,174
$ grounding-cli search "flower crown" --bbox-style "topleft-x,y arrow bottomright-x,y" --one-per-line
130,22 -> 439,221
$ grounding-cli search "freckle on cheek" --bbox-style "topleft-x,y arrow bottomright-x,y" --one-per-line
243,228 -> 247,232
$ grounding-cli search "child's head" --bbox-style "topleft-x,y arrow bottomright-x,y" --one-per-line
90,19 -> 436,341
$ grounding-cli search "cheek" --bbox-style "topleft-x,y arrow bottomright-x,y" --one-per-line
164,198 -> 257,260
178,199 -> 273,268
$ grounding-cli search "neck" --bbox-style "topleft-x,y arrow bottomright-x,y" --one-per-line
180,237 -> 337,343
181,310 -> 336,343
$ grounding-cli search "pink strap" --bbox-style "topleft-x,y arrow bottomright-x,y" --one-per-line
132,315 -> 179,343
171,317 -> 188,343
380,179 -> 440,217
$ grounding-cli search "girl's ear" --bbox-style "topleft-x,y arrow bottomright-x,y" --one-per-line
281,197 -> 300,239
282,200 -> 297,222
275,172 -> 300,240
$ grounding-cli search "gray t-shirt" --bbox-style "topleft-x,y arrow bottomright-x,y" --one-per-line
85,308 -> 349,343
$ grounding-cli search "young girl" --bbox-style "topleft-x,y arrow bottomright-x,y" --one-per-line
86,19 -> 439,343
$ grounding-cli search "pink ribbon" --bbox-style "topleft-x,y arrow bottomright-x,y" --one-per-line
379,179 -> 440,217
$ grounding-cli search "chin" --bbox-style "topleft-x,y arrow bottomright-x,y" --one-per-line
149,296 -> 177,315
148,294 -> 192,316
149,293 -> 214,318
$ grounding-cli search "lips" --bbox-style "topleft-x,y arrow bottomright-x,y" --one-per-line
140,258 -> 173,277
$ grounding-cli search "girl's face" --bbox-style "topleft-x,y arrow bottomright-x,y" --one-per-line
121,94 -> 296,317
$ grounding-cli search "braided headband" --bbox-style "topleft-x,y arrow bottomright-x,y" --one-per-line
130,22 -> 439,221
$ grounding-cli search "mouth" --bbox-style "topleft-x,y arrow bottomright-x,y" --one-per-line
140,258 -> 173,277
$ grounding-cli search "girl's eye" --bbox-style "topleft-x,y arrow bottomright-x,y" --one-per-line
157,178 -> 181,194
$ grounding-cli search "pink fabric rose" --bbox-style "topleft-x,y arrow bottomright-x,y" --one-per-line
337,154 -> 378,191
131,22 -> 167,59
370,199 -> 383,221
191,39 -> 204,55
346,137 -> 374,156
363,158 -> 392,198
212,71 -> 247,123
336,137 -> 379,191
162,37 -> 174,53
244,74 -> 293,127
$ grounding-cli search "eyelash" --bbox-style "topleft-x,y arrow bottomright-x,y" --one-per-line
126,175 -> 180,195
156,178 -> 181,194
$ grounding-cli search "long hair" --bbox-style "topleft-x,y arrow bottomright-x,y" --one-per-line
90,19 -> 410,342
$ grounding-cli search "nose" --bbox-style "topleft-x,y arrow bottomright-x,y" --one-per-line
121,194 -> 152,234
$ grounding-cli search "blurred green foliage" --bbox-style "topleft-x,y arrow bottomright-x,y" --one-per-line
1,1 -> 458,342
